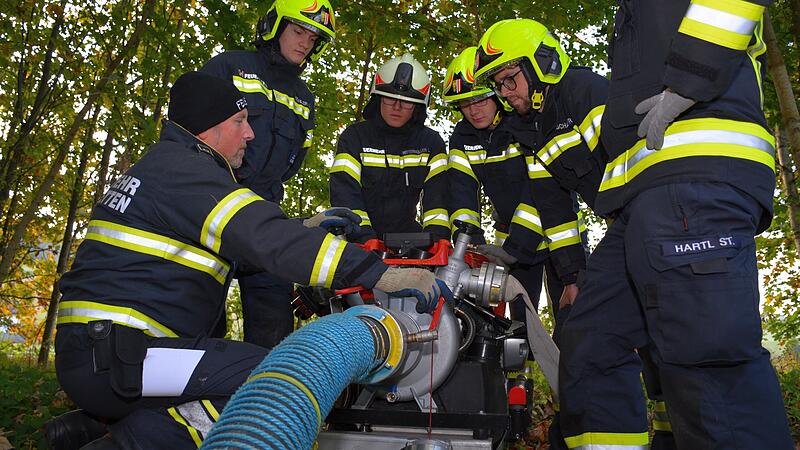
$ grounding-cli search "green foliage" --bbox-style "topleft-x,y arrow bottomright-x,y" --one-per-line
0,353 -> 74,449
779,367 -> 800,441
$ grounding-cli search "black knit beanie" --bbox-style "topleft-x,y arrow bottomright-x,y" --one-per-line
168,71 -> 248,135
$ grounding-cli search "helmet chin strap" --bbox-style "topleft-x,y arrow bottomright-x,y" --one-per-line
519,60 -> 548,112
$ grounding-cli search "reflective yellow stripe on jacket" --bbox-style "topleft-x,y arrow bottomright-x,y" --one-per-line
546,220 -> 582,251
564,432 -> 649,450
352,209 -> 372,227
450,208 -> 481,231
449,148 -> 477,181
201,188 -> 262,254
330,153 -> 362,184
578,104 -> 604,151
463,144 -> 523,165
495,229 -> 508,246
511,203 -> 545,238
538,129 -> 583,166
310,234 -> 347,288
360,152 -> 430,169
422,208 -> 450,229
87,220 -> 230,284
599,118 -> 775,192
231,76 -> 311,120
425,153 -> 449,182
57,300 -> 177,337
526,156 -> 553,180
679,0 -> 764,51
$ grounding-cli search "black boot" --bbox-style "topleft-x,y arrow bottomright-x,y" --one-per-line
45,409 -> 108,450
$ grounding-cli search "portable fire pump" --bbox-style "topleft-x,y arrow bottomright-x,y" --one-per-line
290,221 -> 560,450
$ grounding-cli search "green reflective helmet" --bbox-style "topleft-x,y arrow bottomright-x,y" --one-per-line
442,47 -> 494,104
255,0 -> 336,62
474,18 -> 570,86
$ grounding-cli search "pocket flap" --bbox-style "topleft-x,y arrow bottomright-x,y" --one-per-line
114,325 -> 147,364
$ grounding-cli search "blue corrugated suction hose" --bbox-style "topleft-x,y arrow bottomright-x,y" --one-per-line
200,312 -> 379,449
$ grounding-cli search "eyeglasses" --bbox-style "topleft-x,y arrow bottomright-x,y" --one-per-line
457,97 -> 491,111
381,96 -> 416,110
494,69 -> 523,92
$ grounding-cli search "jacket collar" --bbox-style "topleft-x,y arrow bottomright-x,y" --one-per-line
159,120 -> 236,181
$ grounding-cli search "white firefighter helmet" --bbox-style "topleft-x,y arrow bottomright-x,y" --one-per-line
370,53 -> 431,105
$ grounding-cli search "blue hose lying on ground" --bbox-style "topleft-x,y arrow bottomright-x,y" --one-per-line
201,313 -> 379,449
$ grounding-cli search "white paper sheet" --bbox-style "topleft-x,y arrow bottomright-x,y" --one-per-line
141,348 -> 205,397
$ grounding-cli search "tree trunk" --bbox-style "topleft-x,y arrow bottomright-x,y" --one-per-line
0,0 -> 65,215
0,0 -> 156,285
36,106 -> 100,367
775,127 -> 800,252
356,33 -> 375,119
94,122 -> 117,205
765,12 -> 800,173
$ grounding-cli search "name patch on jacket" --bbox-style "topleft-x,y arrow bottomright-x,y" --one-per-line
662,236 -> 739,256
99,175 -> 141,214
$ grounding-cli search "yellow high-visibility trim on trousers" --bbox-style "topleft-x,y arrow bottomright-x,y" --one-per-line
168,406 -> 203,447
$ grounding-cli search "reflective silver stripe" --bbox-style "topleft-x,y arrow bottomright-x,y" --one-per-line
514,208 -> 542,228
362,154 -> 386,166
232,77 -> 272,98
526,158 -> 550,178
89,224 -> 228,281
176,401 -> 215,438
686,3 -> 758,35
486,145 -> 522,163
465,151 -> 485,163
452,212 -> 479,223
57,306 -> 173,337
423,213 -> 449,226
202,190 -> 259,251
332,156 -> 361,176
428,155 -> 448,172
449,153 -> 472,170
602,129 -> 775,185
548,227 -> 580,243
581,113 -> 603,146
539,131 -> 582,165
273,89 -> 311,119
312,235 -> 346,287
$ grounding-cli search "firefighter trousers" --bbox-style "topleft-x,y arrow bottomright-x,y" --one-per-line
55,323 -> 268,448
558,182 -> 793,449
